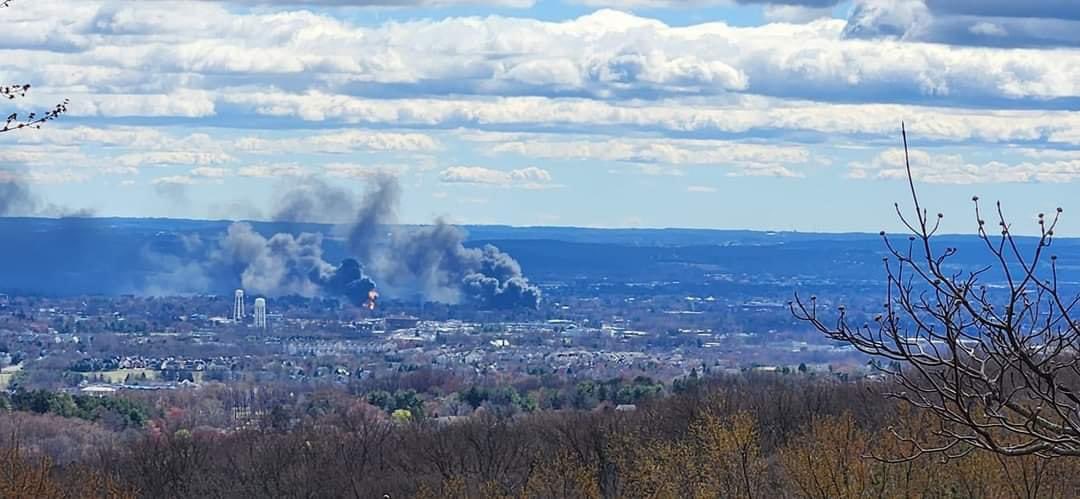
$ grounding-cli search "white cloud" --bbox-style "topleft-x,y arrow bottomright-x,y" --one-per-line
191,166 -> 229,177
969,22 -> 1007,37
7,126 -> 167,148
924,0 -> 1080,21
3,0 -> 1080,218
224,90 -> 1080,144
102,165 -> 140,176
51,91 -> 217,118
477,132 -> 818,177
851,148 -> 1080,184
488,135 -> 811,166
439,165 -> 554,188
843,0 -> 1080,48
188,0 -> 536,6
237,163 -> 308,178
116,151 -> 234,168
0,148 -> 88,166
572,0 -> 730,6
152,175 -> 197,185
8,4 -> 1080,116
635,164 -> 684,176
732,164 -> 802,177
24,169 -> 91,184
324,162 -> 409,178
1016,148 -> 1080,160
234,130 -> 440,154
1049,128 -> 1080,145
763,5 -> 835,24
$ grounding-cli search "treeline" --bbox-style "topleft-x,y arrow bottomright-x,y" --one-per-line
3,374 -> 1080,498
2,390 -> 151,430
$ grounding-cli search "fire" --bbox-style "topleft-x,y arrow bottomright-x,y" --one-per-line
366,290 -> 379,310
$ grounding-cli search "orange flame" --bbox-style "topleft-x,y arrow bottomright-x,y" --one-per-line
366,290 -> 379,310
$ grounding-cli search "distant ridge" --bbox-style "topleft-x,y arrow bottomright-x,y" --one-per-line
6,215 -> 1060,247
1,216 -> 1078,297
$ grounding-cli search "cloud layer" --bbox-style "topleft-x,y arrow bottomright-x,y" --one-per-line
2,0 -> 1080,230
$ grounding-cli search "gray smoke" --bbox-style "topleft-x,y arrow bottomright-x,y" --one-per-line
464,245 -> 543,310
376,221 -> 542,309
272,177 -> 357,223
0,177 -> 36,216
0,173 -> 94,218
346,178 -> 542,310
146,221 -> 376,306
312,257 -> 376,306
207,200 -> 264,221
152,174 -> 539,309
209,222 -> 375,306
345,174 -> 399,261
154,181 -> 189,207
213,223 -> 322,296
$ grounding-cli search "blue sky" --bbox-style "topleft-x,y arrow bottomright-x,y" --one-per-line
2,0 -> 1080,234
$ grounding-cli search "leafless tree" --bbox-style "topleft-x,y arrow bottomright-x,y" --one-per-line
792,124 -> 1080,458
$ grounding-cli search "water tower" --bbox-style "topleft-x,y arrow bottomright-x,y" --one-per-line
254,298 -> 267,329
233,289 -> 245,322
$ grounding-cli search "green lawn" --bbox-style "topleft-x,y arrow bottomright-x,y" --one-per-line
84,368 -> 159,384
0,363 -> 22,389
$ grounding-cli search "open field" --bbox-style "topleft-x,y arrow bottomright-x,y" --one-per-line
0,364 -> 22,389
80,368 -> 159,384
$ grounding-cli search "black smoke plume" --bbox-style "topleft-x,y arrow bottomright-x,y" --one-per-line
464,245 -> 543,310
312,258 -> 376,307
152,174 -> 539,310
346,177 -> 542,310
146,221 -> 376,306
210,222 -> 376,306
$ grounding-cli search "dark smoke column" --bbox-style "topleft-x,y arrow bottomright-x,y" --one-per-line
462,245 -> 542,310
161,174 -> 539,310
170,222 -> 380,307
312,258 -> 377,308
341,177 -> 542,310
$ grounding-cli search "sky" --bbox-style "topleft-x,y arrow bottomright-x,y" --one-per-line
1,0 -> 1080,234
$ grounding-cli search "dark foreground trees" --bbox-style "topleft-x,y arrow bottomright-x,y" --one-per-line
4,374 -> 1080,498
794,127 -> 1080,458
0,444 -> 132,499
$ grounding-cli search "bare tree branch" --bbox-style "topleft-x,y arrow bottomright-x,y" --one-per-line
0,3 -> 68,134
792,124 -> 1080,458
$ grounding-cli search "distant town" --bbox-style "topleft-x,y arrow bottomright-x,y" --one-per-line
0,287 -> 869,401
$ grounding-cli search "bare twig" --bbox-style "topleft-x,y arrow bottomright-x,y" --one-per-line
792,126 -> 1080,458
